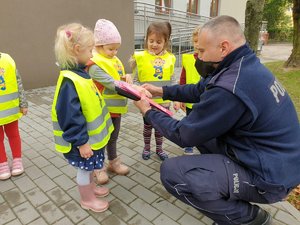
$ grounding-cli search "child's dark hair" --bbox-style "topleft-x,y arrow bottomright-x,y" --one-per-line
144,21 -> 172,52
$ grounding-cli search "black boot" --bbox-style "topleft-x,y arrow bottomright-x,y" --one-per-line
212,206 -> 271,225
243,206 -> 272,225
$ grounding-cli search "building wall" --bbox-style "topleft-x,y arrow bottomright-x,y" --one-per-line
0,0 -> 134,89
218,0 -> 247,23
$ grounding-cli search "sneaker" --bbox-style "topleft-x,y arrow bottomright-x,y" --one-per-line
0,162 -> 11,180
11,158 -> 24,176
184,147 -> 194,155
142,149 -> 151,160
156,150 -> 168,161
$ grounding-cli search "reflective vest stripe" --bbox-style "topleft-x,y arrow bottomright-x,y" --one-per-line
0,92 -> 19,103
0,107 -> 19,119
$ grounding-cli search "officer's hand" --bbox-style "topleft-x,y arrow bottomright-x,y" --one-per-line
134,94 -> 151,116
131,84 -> 152,98
141,83 -> 163,97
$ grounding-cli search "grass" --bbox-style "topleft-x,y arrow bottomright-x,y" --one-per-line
264,61 -> 300,210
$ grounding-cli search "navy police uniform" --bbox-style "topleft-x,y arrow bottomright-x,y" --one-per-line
143,44 -> 300,224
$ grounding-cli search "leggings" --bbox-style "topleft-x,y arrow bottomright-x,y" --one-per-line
0,120 -> 21,163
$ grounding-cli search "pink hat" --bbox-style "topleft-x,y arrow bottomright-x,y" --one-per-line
94,19 -> 121,46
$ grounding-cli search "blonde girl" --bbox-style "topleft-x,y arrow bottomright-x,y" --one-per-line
52,23 -> 113,212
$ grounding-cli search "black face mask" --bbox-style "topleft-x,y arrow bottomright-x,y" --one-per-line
194,58 -> 219,78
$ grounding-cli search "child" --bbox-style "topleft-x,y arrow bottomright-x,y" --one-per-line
88,19 -> 131,185
130,21 -> 176,161
173,26 -> 201,155
0,53 -> 28,180
52,23 -> 114,212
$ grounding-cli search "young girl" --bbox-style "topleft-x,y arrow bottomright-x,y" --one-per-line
130,21 -> 176,161
173,26 -> 201,155
0,53 -> 28,180
88,19 -> 131,185
52,23 -> 114,212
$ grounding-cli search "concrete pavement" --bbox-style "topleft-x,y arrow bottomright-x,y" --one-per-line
1,43 -> 299,225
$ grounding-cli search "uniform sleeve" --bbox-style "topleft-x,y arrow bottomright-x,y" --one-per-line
144,87 -> 247,148
88,64 -> 116,91
56,78 -> 89,147
16,69 -> 28,108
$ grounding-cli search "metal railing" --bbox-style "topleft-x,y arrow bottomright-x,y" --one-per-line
134,1 -> 210,67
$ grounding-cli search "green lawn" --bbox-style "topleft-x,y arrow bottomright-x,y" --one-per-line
264,61 -> 300,210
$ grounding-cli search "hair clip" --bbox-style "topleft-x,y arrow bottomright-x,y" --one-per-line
65,30 -> 72,39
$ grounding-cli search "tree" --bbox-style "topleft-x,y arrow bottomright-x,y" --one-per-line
285,0 -> 300,67
244,0 -> 266,54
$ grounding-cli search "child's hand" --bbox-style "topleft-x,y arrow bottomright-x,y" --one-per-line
173,102 -> 180,111
122,74 -> 133,84
180,103 -> 186,112
131,84 -> 152,98
79,143 -> 94,159
20,107 -> 28,116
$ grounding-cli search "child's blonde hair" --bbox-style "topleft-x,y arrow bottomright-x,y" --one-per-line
144,21 -> 172,52
54,23 -> 94,69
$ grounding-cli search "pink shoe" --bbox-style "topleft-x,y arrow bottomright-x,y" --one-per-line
0,162 -> 11,180
11,158 -> 24,176
90,173 -> 109,197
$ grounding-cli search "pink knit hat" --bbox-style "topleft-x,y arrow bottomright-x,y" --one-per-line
94,19 -> 121,46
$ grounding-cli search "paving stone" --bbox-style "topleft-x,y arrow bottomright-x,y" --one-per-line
131,185 -> 159,204
0,179 -> 15,192
53,174 -> 76,190
24,187 -> 49,207
30,156 -> 51,168
112,174 -> 138,189
111,185 -> 137,204
24,165 -> 45,179
78,216 -> 102,225
27,217 -> 48,225
13,176 -> 36,193
37,201 -> 65,224
5,219 -> 22,225
0,203 -> 16,224
101,214 -> 128,225
130,198 -> 160,221
2,188 -> 27,207
46,186 -> 72,207
152,214 -> 180,225
131,162 -> 156,176
52,217 -> 74,225
131,172 -> 156,188
60,200 -> 89,223
127,214 -> 153,225
152,198 -> 184,221
41,164 -> 63,179
109,199 -> 137,221
178,213 -> 206,225
34,175 -> 57,192
275,210 -> 300,225
12,202 -> 40,224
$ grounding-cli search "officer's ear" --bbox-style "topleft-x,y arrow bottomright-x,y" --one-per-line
220,40 -> 230,58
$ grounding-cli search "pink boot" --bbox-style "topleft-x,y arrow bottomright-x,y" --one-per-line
11,158 -> 24,176
78,184 -> 109,212
0,162 -> 11,180
90,173 -> 109,197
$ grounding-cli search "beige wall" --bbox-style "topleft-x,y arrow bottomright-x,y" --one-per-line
218,0 -> 247,24
0,0 -> 134,89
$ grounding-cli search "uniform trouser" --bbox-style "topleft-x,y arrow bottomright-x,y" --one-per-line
160,139 -> 290,225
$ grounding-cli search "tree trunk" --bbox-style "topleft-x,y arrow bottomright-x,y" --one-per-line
285,0 -> 300,68
244,0 -> 266,54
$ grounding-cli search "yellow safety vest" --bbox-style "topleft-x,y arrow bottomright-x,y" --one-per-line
51,70 -> 114,153
134,50 -> 176,104
0,53 -> 22,125
182,54 -> 201,109
91,53 -> 128,114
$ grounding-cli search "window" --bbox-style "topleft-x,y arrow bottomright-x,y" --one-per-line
155,0 -> 172,14
187,0 -> 199,14
210,0 -> 219,17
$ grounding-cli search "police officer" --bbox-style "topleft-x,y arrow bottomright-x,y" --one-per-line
133,15 -> 300,225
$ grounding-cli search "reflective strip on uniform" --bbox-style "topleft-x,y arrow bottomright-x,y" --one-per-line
105,99 -> 127,107
89,118 -> 113,144
54,135 -> 70,147
0,107 -> 19,118
139,80 -> 171,87
0,92 -> 19,103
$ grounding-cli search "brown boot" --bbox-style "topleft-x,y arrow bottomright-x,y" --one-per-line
78,184 -> 109,212
107,157 -> 129,175
90,173 -> 109,197
93,167 -> 109,185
